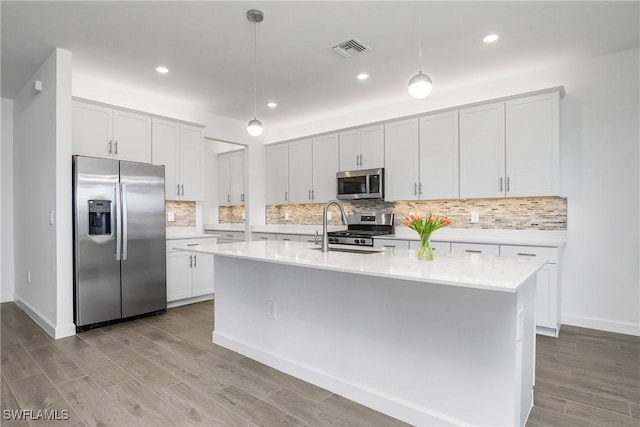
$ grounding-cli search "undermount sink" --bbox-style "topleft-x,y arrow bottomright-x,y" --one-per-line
307,244 -> 385,254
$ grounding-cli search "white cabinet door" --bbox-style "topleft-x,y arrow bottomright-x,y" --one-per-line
217,153 -> 231,206
229,150 -> 245,205
312,133 -> 339,203
534,264 -> 555,329
506,92 -> 560,197
373,239 -> 410,250
179,125 -> 204,201
288,139 -> 313,203
338,129 -> 361,171
166,252 -> 192,302
360,124 -> 385,169
384,118 -> 419,201
266,144 -> 289,204
152,118 -> 180,200
459,102 -> 505,199
419,111 -> 459,200
72,101 -> 113,159
192,253 -> 215,296
112,109 -> 152,163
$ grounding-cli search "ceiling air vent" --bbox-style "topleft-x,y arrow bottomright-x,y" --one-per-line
331,38 -> 370,58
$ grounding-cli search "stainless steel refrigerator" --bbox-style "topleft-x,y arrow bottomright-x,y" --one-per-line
73,156 -> 166,331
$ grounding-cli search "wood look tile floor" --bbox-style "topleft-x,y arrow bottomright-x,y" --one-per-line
1,301 -> 638,427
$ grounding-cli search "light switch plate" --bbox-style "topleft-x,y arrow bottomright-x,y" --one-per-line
470,211 -> 479,223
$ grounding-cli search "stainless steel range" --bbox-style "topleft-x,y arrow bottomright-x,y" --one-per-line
327,213 -> 394,246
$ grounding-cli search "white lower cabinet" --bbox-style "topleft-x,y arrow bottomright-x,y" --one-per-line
166,237 -> 216,306
451,242 -> 501,255
253,233 -> 277,241
409,240 -> 451,254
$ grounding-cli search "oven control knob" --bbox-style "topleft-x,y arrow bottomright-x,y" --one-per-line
355,239 -> 361,244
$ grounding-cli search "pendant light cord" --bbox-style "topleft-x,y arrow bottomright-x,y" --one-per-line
417,7 -> 422,73
253,20 -> 257,119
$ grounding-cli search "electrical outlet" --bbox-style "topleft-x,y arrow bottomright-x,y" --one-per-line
241,211 -> 245,220
284,211 -> 290,220
267,300 -> 277,319
167,212 -> 175,222
327,211 -> 332,221
470,211 -> 480,223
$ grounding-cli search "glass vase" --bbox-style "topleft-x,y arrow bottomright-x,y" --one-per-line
417,234 -> 434,260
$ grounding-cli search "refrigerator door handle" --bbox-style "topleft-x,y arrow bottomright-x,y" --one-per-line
114,183 -> 122,261
121,183 -> 129,261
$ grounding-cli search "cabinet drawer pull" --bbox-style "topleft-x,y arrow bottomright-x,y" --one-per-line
186,243 -> 199,246
282,238 -> 291,241
226,234 -> 234,238
465,249 -> 482,253
383,245 -> 396,248
516,252 -> 536,257
260,237 -> 269,240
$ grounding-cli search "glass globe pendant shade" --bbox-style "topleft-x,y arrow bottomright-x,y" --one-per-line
247,118 -> 263,136
408,72 -> 433,99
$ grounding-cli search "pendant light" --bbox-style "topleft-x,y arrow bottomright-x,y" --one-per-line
408,9 -> 432,99
247,9 -> 264,136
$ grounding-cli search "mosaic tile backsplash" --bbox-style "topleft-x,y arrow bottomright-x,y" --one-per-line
258,197 -> 567,230
166,201 -> 196,227
219,205 -> 246,224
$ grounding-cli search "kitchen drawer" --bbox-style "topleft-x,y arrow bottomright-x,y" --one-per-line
166,237 -> 218,253
451,242 -> 500,255
276,234 -> 301,242
500,245 -> 559,264
374,239 -> 410,250
409,240 -> 451,253
217,231 -> 245,241
253,233 -> 277,241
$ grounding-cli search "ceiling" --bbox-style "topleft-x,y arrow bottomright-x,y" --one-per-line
2,1 -> 639,130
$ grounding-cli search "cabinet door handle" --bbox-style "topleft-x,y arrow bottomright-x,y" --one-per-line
465,249 -> 482,253
181,184 -> 184,196
227,194 -> 230,203
189,255 -> 193,268
109,140 -> 113,154
308,190 -> 312,200
114,140 -> 118,154
186,243 -> 199,246
506,177 -> 510,192
516,252 -> 537,257
359,154 -> 363,166
177,184 -> 180,196
285,191 -> 288,201
419,182 -> 423,195
383,245 -> 396,248
311,190 -> 315,200
500,177 -> 504,192
356,154 -> 360,167
194,255 -> 197,268
414,183 -> 418,195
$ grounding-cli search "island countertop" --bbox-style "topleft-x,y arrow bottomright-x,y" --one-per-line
175,240 -> 547,293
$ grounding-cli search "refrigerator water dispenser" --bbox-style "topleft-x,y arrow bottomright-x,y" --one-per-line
88,199 -> 111,235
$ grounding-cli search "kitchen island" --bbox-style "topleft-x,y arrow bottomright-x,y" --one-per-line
177,240 -> 547,426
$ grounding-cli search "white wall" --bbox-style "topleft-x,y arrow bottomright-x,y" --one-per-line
275,49 -> 640,336
1,98 -> 15,303
12,48 -> 75,338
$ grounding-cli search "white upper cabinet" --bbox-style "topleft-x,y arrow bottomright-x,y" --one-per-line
339,124 -> 384,171
266,143 -> 289,204
384,118 -> 419,201
459,102 -> 506,199
218,149 -> 245,206
288,139 -> 314,204
229,150 -> 245,205
152,118 -> 203,201
73,100 -> 151,163
460,90 -> 562,199
505,92 -> 561,197
419,110 -> 459,200
311,133 -> 339,203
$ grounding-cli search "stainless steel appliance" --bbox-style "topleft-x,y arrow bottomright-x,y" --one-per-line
73,156 -> 166,331
336,168 -> 384,200
327,213 -> 394,246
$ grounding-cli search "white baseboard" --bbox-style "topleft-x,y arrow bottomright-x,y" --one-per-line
213,331 -> 464,427
13,295 -> 76,339
563,314 -> 640,336
167,293 -> 213,309
1,292 -> 14,303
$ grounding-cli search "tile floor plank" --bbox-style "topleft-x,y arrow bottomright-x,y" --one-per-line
27,345 -> 86,385
1,343 -> 42,382
564,401 -> 637,427
67,346 -> 132,391
148,350 -> 228,394
1,374 -> 30,427
321,394 -> 411,427
106,349 -> 180,392
106,327 -> 165,358
76,329 -> 127,354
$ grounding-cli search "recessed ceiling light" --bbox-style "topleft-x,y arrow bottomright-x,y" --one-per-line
155,66 -> 169,74
267,102 -> 277,108
357,73 -> 369,80
483,34 -> 499,43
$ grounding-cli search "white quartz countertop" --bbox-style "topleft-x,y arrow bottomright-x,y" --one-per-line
204,223 -> 245,232
378,228 -> 567,247
174,240 -> 547,293
252,224 -> 344,235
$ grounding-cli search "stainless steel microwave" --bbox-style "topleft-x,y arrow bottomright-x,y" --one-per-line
336,168 -> 384,200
